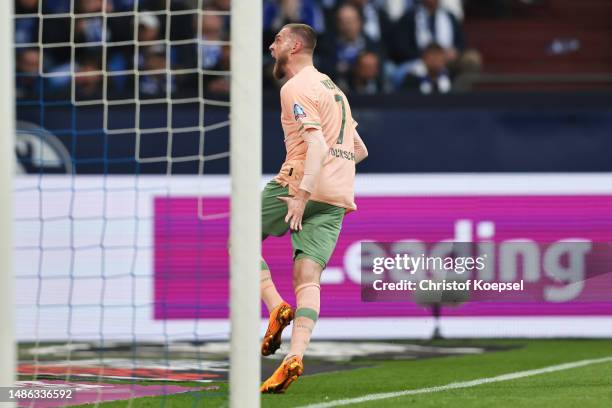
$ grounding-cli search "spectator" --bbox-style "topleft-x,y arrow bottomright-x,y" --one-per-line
143,0 -> 195,42
402,43 -> 451,94
206,0 -> 230,10
204,0 -> 231,31
98,4 -> 159,96
38,0 -> 71,64
16,48 -> 42,101
390,0 -> 465,64
259,0 -> 328,89
263,0 -> 325,34
18,0 -> 485,99
139,45 -> 173,99
73,0 -> 134,75
203,44 -> 230,95
388,0 -> 481,88
75,0 -> 114,44
199,13 -> 226,69
263,0 -> 325,61
15,0 -> 39,45
349,51 -> 384,94
204,0 -> 231,14
74,52 -> 103,100
140,0 -> 198,70
318,4 -> 384,91
384,0 -> 463,21
441,0 -> 464,21
340,0 -> 391,43
138,12 -> 161,42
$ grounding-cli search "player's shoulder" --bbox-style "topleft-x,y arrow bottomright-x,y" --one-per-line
308,67 -> 335,94
279,73 -> 301,97
280,73 -> 319,101
279,79 -> 295,99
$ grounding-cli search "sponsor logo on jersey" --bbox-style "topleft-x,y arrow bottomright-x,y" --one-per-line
293,103 -> 307,120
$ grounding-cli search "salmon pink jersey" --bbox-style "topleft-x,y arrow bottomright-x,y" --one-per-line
274,65 -> 358,210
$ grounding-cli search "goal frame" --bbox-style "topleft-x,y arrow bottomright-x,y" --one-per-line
0,0 -> 16,404
229,0 -> 262,407
2,0 -> 263,405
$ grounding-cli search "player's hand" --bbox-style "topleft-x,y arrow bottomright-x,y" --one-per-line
277,194 -> 307,231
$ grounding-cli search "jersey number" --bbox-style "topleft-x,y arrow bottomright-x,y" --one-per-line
334,94 -> 346,145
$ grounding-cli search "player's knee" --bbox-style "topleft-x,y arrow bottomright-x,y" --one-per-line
293,273 -> 316,289
293,257 -> 323,287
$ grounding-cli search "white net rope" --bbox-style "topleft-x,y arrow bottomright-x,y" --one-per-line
14,0 -> 234,399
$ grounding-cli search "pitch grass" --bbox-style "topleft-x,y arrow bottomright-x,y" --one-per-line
72,339 -> 612,408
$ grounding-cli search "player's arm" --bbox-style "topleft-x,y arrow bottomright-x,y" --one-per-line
354,130 -> 368,164
299,128 -> 327,196
278,128 -> 327,231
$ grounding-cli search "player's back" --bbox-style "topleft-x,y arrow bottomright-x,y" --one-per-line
289,67 -> 354,148
279,66 -> 357,210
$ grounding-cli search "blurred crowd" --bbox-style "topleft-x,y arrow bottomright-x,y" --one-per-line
15,0 -> 482,102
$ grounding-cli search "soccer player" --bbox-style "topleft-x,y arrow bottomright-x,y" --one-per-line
259,23 -> 368,393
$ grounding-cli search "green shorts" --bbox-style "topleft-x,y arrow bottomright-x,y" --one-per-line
261,180 -> 345,269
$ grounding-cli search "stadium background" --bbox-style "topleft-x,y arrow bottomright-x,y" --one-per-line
13,0 -> 612,337
15,0 -> 612,175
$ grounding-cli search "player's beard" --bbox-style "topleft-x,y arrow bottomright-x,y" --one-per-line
273,52 -> 288,80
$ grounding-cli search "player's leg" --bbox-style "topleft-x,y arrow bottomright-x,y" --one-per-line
260,258 -> 294,356
287,201 -> 342,360
260,180 -> 294,356
288,257 -> 322,359
260,179 -> 290,311
260,258 -> 283,312
261,259 -> 322,393
261,201 -> 344,393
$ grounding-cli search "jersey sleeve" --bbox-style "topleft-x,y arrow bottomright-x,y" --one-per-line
281,83 -> 322,135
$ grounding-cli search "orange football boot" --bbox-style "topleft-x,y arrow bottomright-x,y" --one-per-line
260,355 -> 304,394
261,301 -> 294,356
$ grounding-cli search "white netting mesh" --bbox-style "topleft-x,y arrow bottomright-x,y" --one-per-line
14,0 -> 235,401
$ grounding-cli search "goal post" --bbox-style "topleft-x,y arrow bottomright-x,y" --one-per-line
8,0 -> 262,404
230,0 -> 262,407
0,0 -> 16,403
